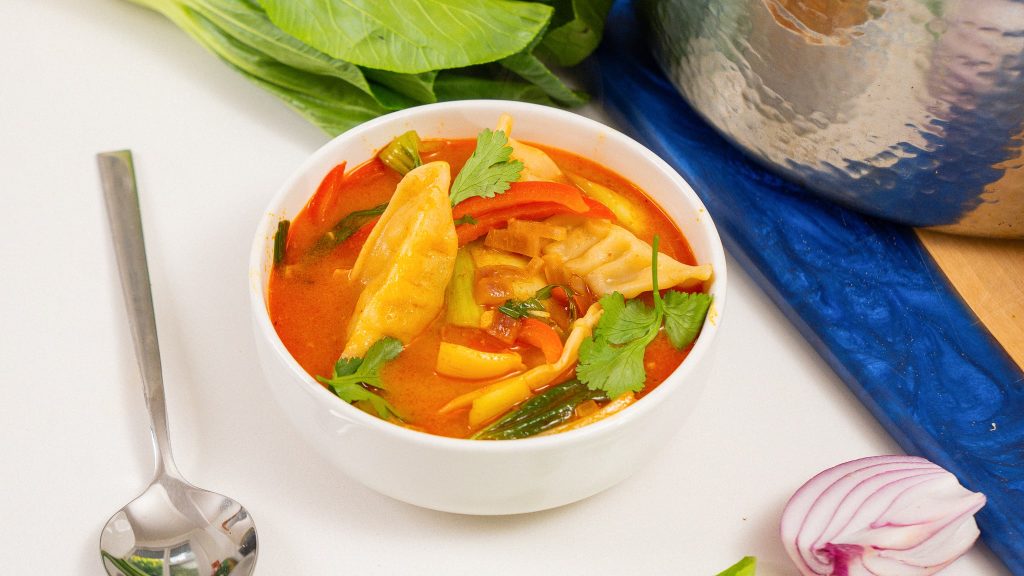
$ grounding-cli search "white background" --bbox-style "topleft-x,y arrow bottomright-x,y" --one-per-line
0,1 -> 1010,574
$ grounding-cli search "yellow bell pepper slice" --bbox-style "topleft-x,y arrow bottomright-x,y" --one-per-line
435,343 -> 524,380
438,303 -> 604,428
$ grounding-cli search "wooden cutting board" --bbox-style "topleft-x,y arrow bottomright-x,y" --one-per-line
918,231 -> 1024,371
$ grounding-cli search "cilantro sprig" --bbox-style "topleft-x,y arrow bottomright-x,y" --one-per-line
577,236 -> 712,398
498,284 -> 578,320
316,337 -> 403,420
449,128 -> 524,207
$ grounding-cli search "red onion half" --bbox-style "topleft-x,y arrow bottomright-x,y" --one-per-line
781,455 -> 986,575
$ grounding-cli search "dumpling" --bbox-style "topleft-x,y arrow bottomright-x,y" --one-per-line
343,161 -> 457,357
496,114 -> 570,184
542,217 -> 712,298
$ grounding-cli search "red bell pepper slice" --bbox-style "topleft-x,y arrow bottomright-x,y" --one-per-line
453,180 -> 589,220
517,318 -> 564,363
581,197 -> 617,222
305,161 -> 347,224
456,203 -> 574,244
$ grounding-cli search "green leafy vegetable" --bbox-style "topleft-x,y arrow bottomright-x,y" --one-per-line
715,556 -> 757,576
316,337 -> 403,419
535,0 -> 614,67
499,14 -> 587,106
136,0 -> 388,134
663,290 -> 712,350
453,214 -> 478,226
273,218 -> 290,265
474,378 -> 606,439
128,0 -> 612,136
501,50 -> 587,106
577,236 -> 712,398
363,69 -> 438,106
433,71 -> 556,106
259,0 -> 553,74
314,203 -> 388,251
449,129 -> 524,207
377,131 -> 422,175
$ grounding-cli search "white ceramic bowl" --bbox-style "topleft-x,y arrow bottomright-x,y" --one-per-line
249,100 -> 727,515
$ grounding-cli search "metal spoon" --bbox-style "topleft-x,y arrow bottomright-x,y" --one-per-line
97,151 -> 257,576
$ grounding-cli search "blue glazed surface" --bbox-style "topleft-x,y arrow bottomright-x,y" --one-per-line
596,1 -> 1024,572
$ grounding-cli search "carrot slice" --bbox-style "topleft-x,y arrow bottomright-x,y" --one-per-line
517,318 -> 563,363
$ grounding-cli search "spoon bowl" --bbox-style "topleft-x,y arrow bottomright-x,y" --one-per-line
97,150 -> 257,575
100,478 -> 256,576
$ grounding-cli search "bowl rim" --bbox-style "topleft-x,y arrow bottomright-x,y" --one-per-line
249,99 -> 728,453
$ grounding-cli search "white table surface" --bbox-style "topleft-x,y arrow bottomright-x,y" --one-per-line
0,1 -> 1010,574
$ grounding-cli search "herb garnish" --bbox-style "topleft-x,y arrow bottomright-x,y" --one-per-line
314,203 -> 388,252
316,337 -> 403,420
497,284 -> 577,320
577,236 -> 712,398
273,219 -> 290,265
453,214 -> 478,226
449,129 -> 524,207
473,378 -> 606,440
663,290 -> 713,350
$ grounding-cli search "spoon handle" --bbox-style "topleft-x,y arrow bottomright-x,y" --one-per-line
98,151 -> 180,480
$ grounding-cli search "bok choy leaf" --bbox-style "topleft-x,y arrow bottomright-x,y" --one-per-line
125,0 -> 611,135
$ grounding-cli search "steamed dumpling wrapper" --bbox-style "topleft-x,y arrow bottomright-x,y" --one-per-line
496,114 -> 570,184
543,217 -> 712,298
496,114 -> 649,235
343,161 -> 457,357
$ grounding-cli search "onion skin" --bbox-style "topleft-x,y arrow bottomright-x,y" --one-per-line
781,456 -> 986,576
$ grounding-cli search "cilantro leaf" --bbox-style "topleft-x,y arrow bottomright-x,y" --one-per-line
316,337 -> 403,419
449,129 -> 524,207
498,298 -> 546,319
663,291 -> 712,350
497,284 -> 560,319
577,292 -> 661,397
576,235 -> 714,398
594,291 -> 625,329
453,214 -> 478,226
576,336 -> 649,399
605,298 -> 659,345
715,556 -> 756,576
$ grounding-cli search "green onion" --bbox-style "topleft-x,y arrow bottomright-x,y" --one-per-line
445,248 -> 483,328
377,130 -> 422,175
313,203 -> 388,253
273,219 -> 290,265
474,379 -> 606,440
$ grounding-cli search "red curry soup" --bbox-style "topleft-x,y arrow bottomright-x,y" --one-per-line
268,115 -> 713,440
